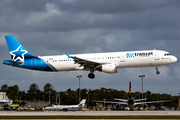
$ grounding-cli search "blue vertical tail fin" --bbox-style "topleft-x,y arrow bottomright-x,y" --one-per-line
5,35 -> 33,62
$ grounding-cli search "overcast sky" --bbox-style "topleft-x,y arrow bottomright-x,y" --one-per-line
0,0 -> 180,96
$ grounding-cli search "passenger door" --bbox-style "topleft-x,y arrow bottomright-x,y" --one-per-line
154,51 -> 160,60
120,54 -> 125,62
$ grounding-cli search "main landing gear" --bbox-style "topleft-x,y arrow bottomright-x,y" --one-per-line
88,73 -> 95,79
156,66 -> 160,75
88,68 -> 95,79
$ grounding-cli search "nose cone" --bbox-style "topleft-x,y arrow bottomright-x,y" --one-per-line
172,56 -> 177,63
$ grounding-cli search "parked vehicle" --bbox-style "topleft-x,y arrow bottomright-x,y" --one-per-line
17,107 -> 24,111
24,106 -> 35,111
3,104 -> 19,110
161,107 -> 167,111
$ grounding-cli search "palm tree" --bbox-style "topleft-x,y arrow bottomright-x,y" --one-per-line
44,83 -> 54,93
44,83 -> 54,102
28,83 -> 39,100
7,85 -> 19,102
0,84 -> 8,92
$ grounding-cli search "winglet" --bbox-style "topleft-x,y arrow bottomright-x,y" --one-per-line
67,54 -> 71,59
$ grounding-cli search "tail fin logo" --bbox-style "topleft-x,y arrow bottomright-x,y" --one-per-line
10,45 -> 28,62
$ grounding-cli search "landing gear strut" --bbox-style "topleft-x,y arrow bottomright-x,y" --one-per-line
88,68 -> 95,79
156,66 -> 160,75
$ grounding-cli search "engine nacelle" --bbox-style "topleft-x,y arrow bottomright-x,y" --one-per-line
116,104 -> 120,109
143,104 -> 148,109
97,64 -> 117,73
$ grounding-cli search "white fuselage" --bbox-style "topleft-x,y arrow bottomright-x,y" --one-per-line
39,50 -> 177,72
45,105 -> 80,110
45,99 -> 86,111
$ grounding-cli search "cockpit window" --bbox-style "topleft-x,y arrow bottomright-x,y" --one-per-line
164,53 -> 171,56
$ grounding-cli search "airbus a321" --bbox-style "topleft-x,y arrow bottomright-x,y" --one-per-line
45,99 -> 86,111
3,35 -> 177,79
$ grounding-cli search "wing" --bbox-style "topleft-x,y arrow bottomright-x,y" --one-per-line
134,100 -> 170,106
68,55 -> 110,68
114,98 -> 128,102
134,98 -> 147,102
92,100 -> 128,105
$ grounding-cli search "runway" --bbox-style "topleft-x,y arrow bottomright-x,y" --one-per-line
1,111 -> 180,119
0,110 -> 180,116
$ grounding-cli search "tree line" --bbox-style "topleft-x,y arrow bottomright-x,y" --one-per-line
0,83 -> 179,107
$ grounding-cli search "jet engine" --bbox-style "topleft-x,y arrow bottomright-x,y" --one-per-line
143,104 -> 148,109
97,64 -> 117,73
116,104 -> 120,109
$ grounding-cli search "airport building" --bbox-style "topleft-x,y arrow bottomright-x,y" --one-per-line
0,92 -> 49,109
0,92 -> 12,106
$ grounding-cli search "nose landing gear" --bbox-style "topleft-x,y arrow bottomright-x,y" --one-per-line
156,66 -> 160,75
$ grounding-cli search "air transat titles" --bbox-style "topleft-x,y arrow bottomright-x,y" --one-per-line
126,52 -> 153,57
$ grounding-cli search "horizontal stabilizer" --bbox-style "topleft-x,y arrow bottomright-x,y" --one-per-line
3,60 -> 24,65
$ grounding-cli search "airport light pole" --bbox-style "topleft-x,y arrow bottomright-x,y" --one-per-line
179,93 -> 180,107
77,75 -> 82,102
59,92 -> 60,105
56,93 -> 57,104
49,91 -> 51,105
86,91 -> 89,102
103,99 -> 106,110
139,75 -> 145,104
86,91 -> 88,108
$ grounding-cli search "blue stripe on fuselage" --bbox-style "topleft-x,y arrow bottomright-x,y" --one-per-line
4,57 -> 55,71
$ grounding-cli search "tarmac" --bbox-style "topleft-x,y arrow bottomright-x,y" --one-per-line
0,110 -> 180,116
1,111 -> 180,119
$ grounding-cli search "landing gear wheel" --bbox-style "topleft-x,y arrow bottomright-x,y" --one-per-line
156,71 -> 160,75
88,73 -> 95,79
156,66 -> 160,75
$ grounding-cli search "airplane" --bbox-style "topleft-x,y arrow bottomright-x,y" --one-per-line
45,99 -> 86,111
93,82 -> 170,110
3,35 -> 177,79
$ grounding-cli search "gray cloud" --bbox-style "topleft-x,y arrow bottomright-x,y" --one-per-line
1,0 -> 180,33
57,0 -> 180,13
0,0 -> 179,95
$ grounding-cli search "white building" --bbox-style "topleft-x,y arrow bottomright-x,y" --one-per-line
0,92 -> 12,106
